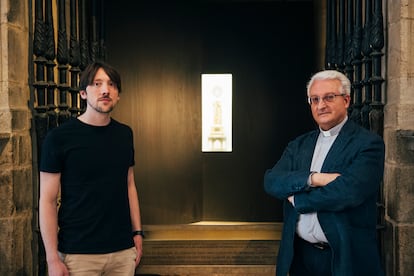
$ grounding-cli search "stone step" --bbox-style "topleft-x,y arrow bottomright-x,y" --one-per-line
136,221 -> 282,276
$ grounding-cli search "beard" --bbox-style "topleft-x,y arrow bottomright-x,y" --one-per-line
86,98 -> 114,114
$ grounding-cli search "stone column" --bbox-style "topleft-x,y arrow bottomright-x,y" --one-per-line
384,1 -> 414,275
0,0 -> 33,275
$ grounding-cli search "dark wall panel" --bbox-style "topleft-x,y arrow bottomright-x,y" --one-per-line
104,1 -> 316,224
199,2 -> 316,221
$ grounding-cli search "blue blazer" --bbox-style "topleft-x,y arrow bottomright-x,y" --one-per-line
264,119 -> 385,276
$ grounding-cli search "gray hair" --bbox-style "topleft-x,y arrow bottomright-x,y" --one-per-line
306,70 -> 351,96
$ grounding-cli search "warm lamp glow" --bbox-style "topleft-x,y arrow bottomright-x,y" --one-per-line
202,74 -> 232,152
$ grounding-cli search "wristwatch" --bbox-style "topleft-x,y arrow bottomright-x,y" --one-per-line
132,230 -> 145,238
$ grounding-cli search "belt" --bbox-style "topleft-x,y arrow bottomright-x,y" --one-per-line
297,235 -> 330,250
309,241 -> 330,250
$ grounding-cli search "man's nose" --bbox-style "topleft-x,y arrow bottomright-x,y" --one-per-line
316,98 -> 327,108
100,83 -> 110,94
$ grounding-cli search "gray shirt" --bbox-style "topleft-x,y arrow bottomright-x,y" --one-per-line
296,117 -> 348,243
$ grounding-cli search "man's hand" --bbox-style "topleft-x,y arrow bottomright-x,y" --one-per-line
133,235 -> 143,267
287,172 -> 341,206
311,172 -> 341,187
47,259 -> 69,276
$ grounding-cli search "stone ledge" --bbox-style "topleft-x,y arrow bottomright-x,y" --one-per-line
143,221 -> 282,241
136,265 -> 276,276
136,222 -> 281,276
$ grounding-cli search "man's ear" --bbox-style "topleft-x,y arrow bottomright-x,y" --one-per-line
344,94 -> 351,107
80,90 -> 87,99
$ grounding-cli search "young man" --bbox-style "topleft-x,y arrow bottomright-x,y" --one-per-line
39,61 -> 143,276
264,70 -> 385,276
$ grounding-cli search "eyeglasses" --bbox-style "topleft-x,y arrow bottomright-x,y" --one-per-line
308,93 -> 346,105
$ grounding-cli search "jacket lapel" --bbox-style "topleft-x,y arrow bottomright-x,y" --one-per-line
321,120 -> 357,171
300,130 -> 320,170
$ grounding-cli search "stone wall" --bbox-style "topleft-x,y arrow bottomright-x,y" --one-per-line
384,0 -> 414,275
0,0 -> 33,275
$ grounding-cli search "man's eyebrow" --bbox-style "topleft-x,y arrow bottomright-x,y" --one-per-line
92,78 -> 114,83
309,92 -> 338,96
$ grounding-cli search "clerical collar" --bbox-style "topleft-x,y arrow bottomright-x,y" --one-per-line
320,116 -> 348,137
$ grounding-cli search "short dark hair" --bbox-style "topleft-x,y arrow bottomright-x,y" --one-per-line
79,61 -> 122,93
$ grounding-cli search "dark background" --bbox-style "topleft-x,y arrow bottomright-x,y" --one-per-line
103,0 -> 317,224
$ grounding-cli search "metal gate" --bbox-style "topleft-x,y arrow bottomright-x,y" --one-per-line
324,0 -> 386,262
30,0 -> 106,274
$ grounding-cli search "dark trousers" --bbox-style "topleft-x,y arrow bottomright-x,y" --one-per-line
289,235 -> 332,276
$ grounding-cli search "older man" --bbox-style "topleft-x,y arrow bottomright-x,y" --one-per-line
264,70 -> 385,276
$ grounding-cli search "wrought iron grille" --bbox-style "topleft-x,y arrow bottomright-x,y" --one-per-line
325,0 -> 385,262
31,0 -> 106,274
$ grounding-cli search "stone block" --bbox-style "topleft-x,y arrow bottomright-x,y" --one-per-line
11,109 -> 30,131
385,78 -> 414,109
399,78 -> 414,104
384,165 -> 414,223
397,105 -> 414,130
12,168 -> 33,212
387,21 -> 403,78
0,132 -> 12,166
0,110 -> 11,132
387,0 -> 401,25
395,129 -> 414,163
387,17 -> 414,80
395,225 -> 414,275
8,85 -> 31,109
384,77 -> 398,107
0,83 -> 10,108
384,129 -> 414,163
383,220 -> 396,276
0,169 -> 14,217
8,27 -> 29,83
11,133 -> 32,166
0,215 -> 33,276
8,0 -> 28,28
400,19 -> 414,73
384,105 -> 397,129
388,1 -> 414,39
384,128 -> 397,162
0,219 -> 13,275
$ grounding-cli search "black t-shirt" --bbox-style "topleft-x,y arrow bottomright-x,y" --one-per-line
40,118 -> 135,253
